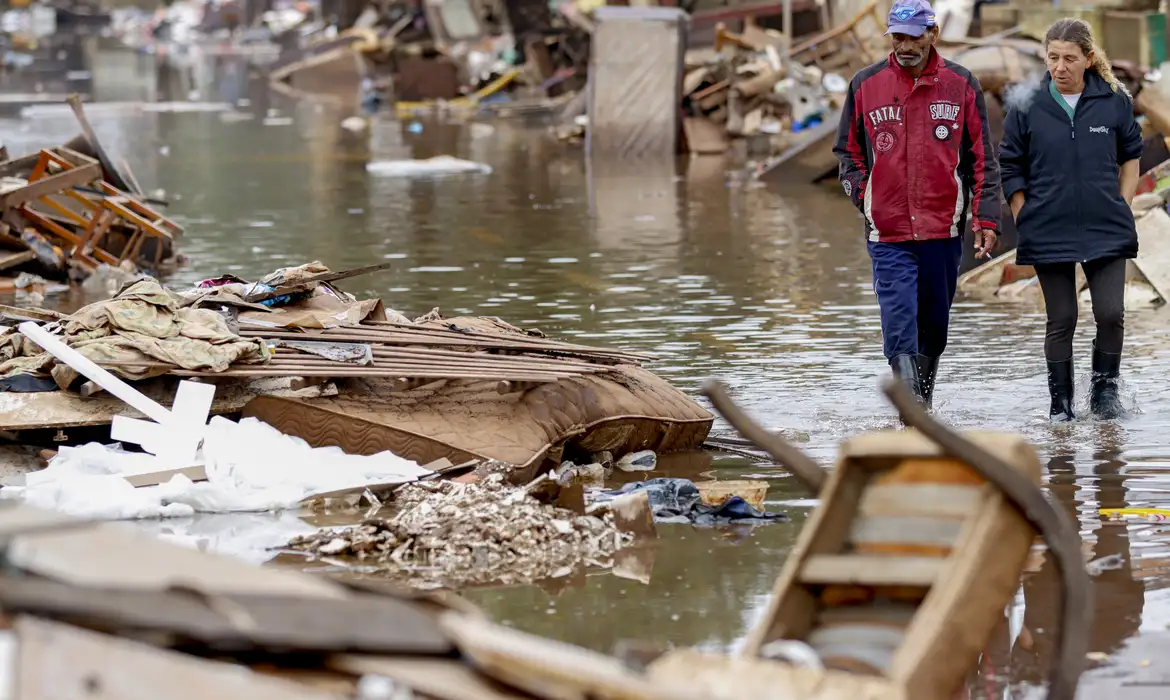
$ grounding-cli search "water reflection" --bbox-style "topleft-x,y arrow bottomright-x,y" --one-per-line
3,82 -> 1170,692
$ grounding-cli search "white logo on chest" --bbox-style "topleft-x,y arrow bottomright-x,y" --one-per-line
929,102 -> 960,122
1089,125 -> 1110,134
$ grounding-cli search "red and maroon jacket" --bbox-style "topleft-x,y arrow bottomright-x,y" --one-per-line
833,48 -> 1001,243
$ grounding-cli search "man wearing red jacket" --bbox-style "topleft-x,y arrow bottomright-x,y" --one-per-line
833,0 -> 1001,409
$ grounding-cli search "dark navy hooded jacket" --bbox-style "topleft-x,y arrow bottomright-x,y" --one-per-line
998,70 -> 1142,266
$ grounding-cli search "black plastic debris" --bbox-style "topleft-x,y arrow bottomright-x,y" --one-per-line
598,478 -> 788,526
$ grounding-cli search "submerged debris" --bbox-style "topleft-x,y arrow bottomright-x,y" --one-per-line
592,477 -> 789,527
287,473 -> 633,589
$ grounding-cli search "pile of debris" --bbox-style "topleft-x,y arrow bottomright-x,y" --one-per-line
269,0 -> 589,115
555,6 -> 884,159
676,33 -> 848,157
0,97 -> 182,294
287,472 -> 632,588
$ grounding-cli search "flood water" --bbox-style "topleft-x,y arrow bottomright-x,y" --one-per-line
4,72 -> 1170,697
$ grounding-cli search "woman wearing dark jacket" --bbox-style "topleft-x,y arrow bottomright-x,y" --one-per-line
999,18 -> 1143,422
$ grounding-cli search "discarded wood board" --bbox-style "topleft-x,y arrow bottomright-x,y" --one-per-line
739,430 -> 1042,699
0,577 -> 454,655
1131,203 -> 1170,303
14,616 -> 344,700
0,377 -> 310,432
0,248 -> 34,272
438,611 -> 709,700
2,504 -> 344,598
956,248 -> 1021,294
65,93 -> 142,196
587,6 -> 688,160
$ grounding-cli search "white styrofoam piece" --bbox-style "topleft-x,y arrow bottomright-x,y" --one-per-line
17,322 -> 172,425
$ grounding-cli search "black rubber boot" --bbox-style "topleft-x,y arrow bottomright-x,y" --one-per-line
1047,359 -> 1075,422
916,355 -> 940,410
1089,343 -> 1124,419
890,354 -> 924,404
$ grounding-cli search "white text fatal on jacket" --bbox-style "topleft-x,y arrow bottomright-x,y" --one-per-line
868,105 -> 904,127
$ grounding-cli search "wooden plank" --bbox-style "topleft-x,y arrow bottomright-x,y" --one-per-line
169,369 -> 566,381
330,656 -> 532,700
0,304 -> 62,322
0,153 -> 41,179
0,577 -> 454,655
438,611 -> 708,700
14,616 -> 345,700
3,504 -> 346,598
0,161 -> 102,209
0,249 -> 34,272
65,94 -> 141,196
245,263 -> 393,302
801,555 -> 944,587
858,483 -> 982,518
1132,205 -> 1170,303
242,328 -> 644,361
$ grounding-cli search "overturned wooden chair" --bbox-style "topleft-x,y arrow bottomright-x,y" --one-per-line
1,147 -> 181,273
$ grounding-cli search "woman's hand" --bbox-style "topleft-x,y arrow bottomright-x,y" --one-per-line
1120,159 -> 1140,206
1009,192 -> 1025,222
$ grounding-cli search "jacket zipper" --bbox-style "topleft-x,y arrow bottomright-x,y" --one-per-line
910,77 -> 920,238
1070,96 -> 1082,261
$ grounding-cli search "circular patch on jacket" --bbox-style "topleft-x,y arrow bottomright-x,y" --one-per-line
934,124 -> 950,141
842,180 -> 852,196
874,130 -> 896,152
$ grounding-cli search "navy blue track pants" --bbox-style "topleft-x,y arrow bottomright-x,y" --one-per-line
867,236 -> 963,362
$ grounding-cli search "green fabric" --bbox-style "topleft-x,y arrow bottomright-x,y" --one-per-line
1049,79 -> 1076,122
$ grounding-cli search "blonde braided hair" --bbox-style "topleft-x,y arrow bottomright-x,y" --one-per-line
1044,18 -> 1130,98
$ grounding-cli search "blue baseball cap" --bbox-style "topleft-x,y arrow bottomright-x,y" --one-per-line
886,0 -> 937,37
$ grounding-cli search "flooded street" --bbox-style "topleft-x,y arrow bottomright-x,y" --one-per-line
5,74 -> 1170,696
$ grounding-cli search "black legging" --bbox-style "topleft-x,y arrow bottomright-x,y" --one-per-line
1034,257 -> 1126,361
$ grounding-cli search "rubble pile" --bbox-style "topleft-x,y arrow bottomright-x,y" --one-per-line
556,19 -> 850,158
288,473 -> 632,588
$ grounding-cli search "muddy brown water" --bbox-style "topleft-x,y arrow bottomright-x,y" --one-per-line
3,83 -> 1170,697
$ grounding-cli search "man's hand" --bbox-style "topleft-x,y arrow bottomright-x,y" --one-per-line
974,229 -> 998,259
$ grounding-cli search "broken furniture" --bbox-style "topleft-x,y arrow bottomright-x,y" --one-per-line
0,146 -> 181,280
